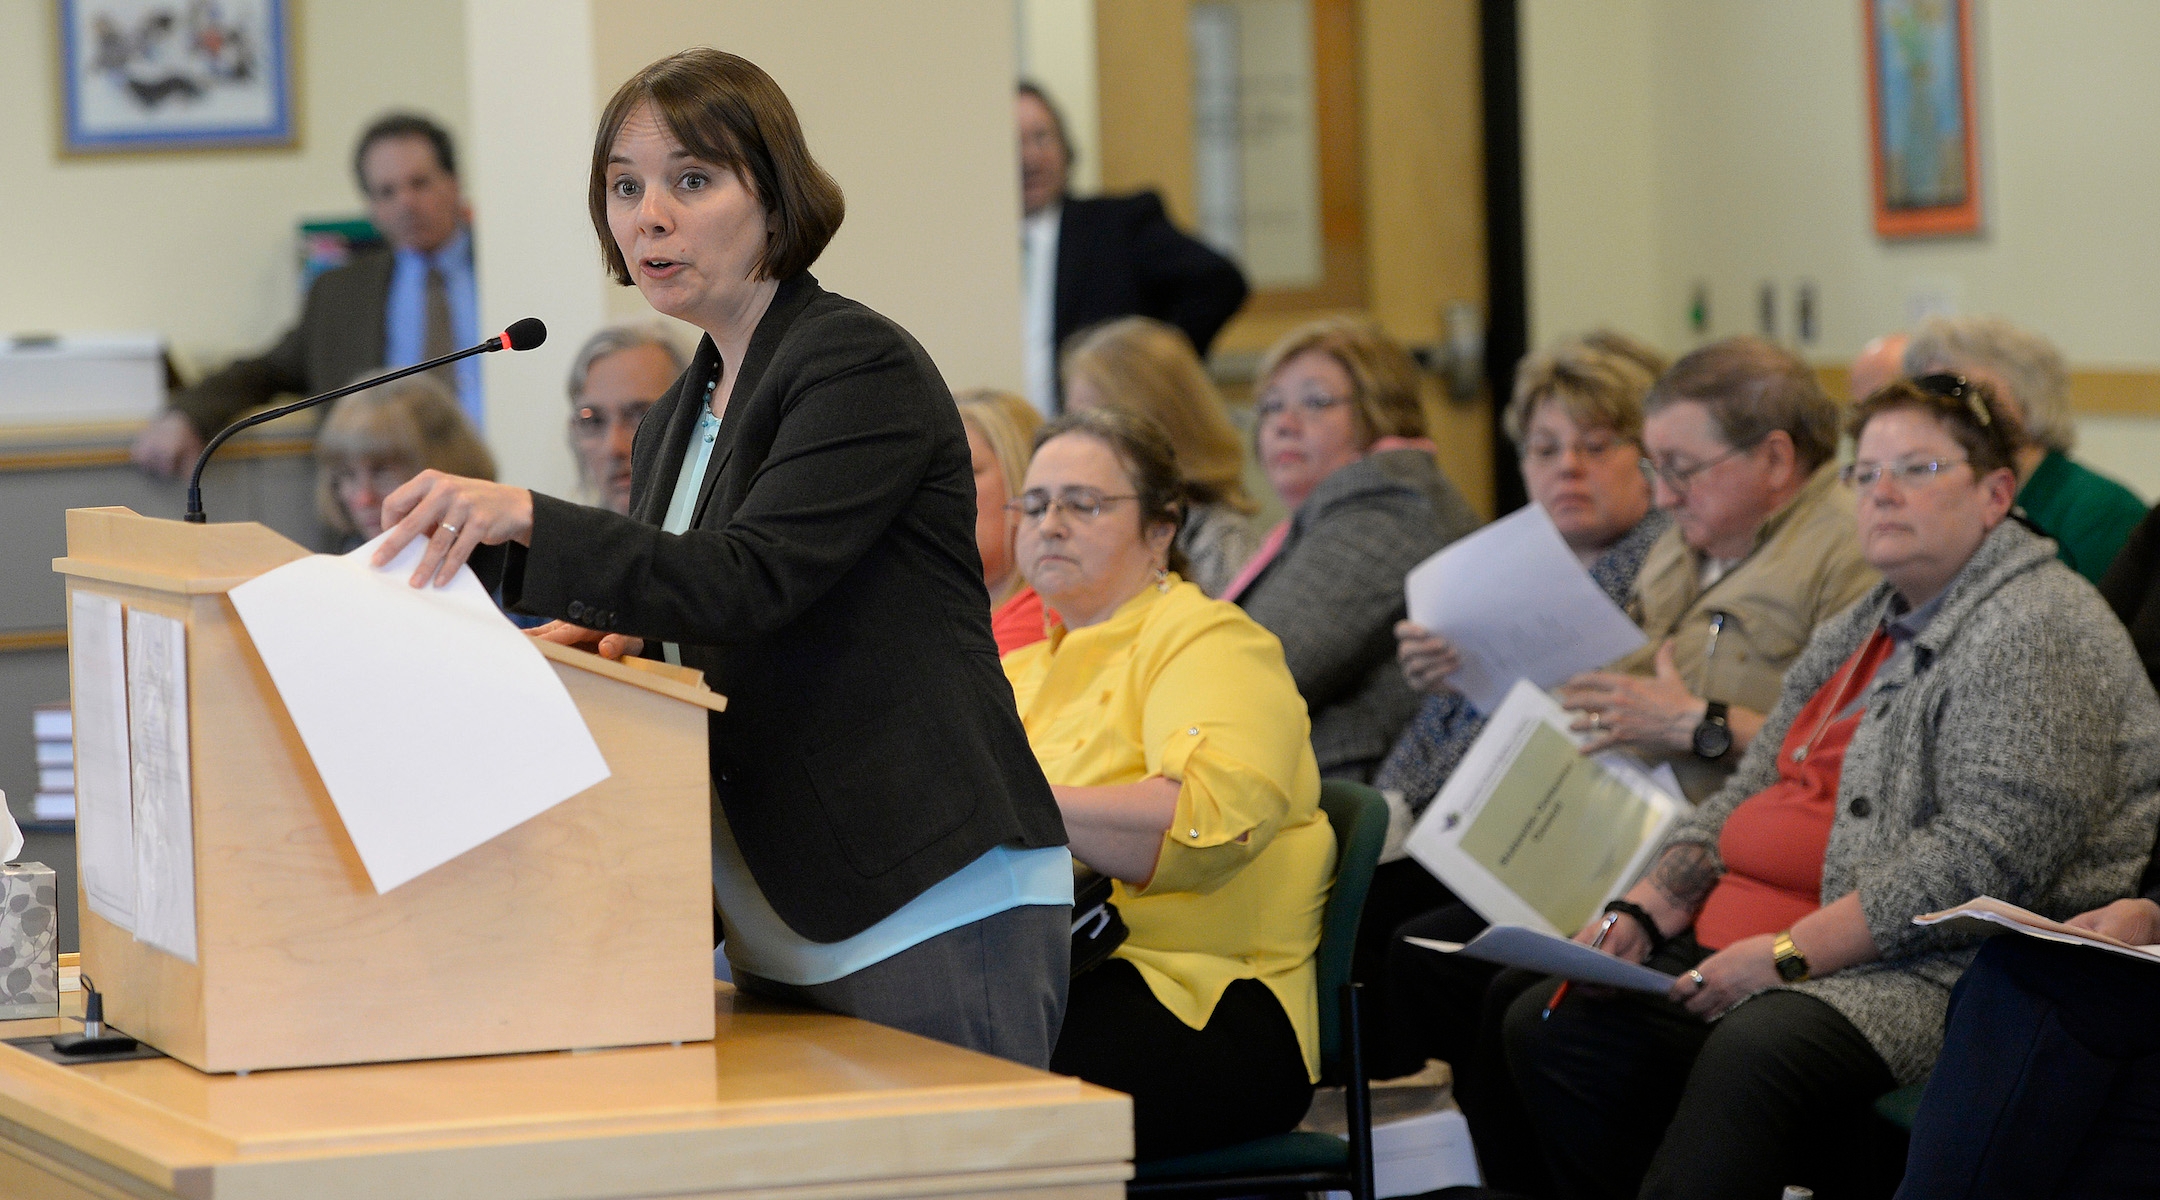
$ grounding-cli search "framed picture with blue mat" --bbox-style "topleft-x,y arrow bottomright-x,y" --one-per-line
57,0 -> 296,156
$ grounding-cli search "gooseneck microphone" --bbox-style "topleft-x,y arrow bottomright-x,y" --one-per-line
183,318 -> 547,523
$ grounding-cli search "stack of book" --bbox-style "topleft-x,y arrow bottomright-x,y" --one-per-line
30,703 -> 72,824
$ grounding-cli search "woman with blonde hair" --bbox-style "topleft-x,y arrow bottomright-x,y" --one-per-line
954,388 -> 1048,653
315,372 -> 494,550
1062,316 -> 1258,597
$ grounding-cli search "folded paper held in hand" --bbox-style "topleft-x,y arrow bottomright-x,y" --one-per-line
1914,896 -> 2160,966
1403,504 -> 1646,715
1407,924 -> 1677,993
1405,680 -> 1686,936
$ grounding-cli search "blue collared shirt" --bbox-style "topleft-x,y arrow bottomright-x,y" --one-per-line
383,228 -> 482,428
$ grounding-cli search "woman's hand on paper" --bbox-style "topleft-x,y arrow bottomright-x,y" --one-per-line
1673,933 -> 1779,1019
1575,910 -> 1653,964
1395,621 -> 1464,696
373,470 -> 535,588
530,621 -> 644,662
1556,640 -> 1702,755
2067,897 -> 2160,945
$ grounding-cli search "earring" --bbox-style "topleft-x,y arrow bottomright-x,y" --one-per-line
1155,567 -> 1171,592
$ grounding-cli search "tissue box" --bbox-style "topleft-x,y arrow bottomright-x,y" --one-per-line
0,863 -> 58,1019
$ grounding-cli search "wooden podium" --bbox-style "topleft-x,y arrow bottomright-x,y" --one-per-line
51,507 -> 725,1074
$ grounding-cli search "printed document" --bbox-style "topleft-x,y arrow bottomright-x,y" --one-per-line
1914,896 -> 2160,966
126,610 -> 196,963
1407,924 -> 1677,993
1405,680 -> 1685,936
228,534 -> 610,893
70,591 -> 136,931
1404,504 -> 1645,714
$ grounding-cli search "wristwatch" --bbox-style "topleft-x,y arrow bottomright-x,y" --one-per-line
1691,700 -> 1733,761
1772,930 -> 1812,983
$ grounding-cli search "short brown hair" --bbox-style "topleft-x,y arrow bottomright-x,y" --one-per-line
1062,317 -> 1255,513
1033,406 -> 1192,578
316,373 -> 495,539
1504,339 -> 1657,452
1646,335 -> 1838,472
1255,317 -> 1428,448
1847,374 -> 2021,480
590,49 -> 845,286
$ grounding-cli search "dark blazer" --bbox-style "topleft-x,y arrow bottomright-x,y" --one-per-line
501,274 -> 1066,943
1238,449 -> 1481,780
169,249 -> 396,436
1055,192 -> 1249,359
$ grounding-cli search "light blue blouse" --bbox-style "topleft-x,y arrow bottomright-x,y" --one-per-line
658,383 -> 1070,985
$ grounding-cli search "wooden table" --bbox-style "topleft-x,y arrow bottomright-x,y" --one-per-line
0,985 -> 1132,1199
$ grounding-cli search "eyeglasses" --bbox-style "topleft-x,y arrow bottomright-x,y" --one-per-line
1254,387 -> 1349,422
1007,487 -> 1139,523
1648,441 -> 1759,492
330,462 -> 414,497
1523,431 -> 1634,467
570,400 -> 655,439
1840,457 -> 1971,491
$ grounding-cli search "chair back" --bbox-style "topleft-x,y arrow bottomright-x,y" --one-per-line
1313,780 -> 1389,1082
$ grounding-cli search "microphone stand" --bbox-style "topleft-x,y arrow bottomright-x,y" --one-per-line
183,330 -> 524,524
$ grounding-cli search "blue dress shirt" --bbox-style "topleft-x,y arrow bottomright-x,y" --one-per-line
383,228 -> 482,428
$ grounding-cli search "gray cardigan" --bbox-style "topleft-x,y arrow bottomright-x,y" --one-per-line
1240,448 -> 1481,778
1657,520 -> 2160,1085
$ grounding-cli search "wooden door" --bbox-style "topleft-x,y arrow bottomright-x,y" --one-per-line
1094,0 -> 1496,517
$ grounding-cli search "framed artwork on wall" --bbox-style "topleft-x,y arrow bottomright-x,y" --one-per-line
1863,0 -> 1980,238
57,0 -> 296,156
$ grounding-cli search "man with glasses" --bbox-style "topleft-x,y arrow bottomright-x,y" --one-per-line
1556,336 -> 1878,802
564,323 -> 685,515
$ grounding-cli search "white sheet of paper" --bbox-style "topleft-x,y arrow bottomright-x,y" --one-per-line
1406,925 -> 1678,994
126,610 -> 197,963
226,534 -> 610,893
69,592 -> 134,928
1404,680 -> 1686,936
1914,896 -> 2160,966
1403,504 -> 1647,715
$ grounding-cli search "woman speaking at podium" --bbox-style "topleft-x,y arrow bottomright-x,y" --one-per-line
370,49 -> 1072,1067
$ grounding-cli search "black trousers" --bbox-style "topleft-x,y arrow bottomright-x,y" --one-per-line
1051,958 -> 1315,1160
1896,936 -> 2160,1199
1360,860 -> 1468,1077
1495,936 -> 1901,1200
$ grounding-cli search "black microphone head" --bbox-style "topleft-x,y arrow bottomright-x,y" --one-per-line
502,318 -> 547,351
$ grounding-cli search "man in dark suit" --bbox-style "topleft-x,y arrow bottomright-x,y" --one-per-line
1017,83 -> 1248,415
132,113 -> 478,475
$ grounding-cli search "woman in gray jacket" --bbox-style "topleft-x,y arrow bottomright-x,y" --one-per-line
1227,318 -> 1480,781
1479,375 -> 2160,1200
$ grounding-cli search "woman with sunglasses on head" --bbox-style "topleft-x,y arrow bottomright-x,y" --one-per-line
1004,407 -> 1332,1160
1483,374 -> 2160,1200
1228,317 -> 1480,784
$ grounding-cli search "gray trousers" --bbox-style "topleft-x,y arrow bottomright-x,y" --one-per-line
734,903 -> 1071,1069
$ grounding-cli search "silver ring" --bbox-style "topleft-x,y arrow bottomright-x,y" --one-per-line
1589,711 -> 1603,733
1685,969 -> 1705,990
440,522 -> 460,537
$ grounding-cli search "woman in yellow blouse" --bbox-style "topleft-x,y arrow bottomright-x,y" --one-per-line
1003,406 -> 1334,1160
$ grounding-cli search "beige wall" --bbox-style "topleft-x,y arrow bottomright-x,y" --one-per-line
1523,0 -> 2160,497
0,2 -> 470,375
474,0 -> 1026,495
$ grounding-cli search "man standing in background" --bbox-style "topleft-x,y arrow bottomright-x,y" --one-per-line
133,112 -> 479,475
1016,82 -> 1248,417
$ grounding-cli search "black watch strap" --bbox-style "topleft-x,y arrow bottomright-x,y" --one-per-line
1603,899 -> 1669,958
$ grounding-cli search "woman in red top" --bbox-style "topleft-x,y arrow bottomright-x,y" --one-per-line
1473,375 -> 2160,1200
954,389 -> 1049,655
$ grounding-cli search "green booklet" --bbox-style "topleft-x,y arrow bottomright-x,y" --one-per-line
1406,680 -> 1685,936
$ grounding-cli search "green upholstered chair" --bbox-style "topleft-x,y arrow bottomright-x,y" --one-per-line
1126,779 -> 1390,1200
